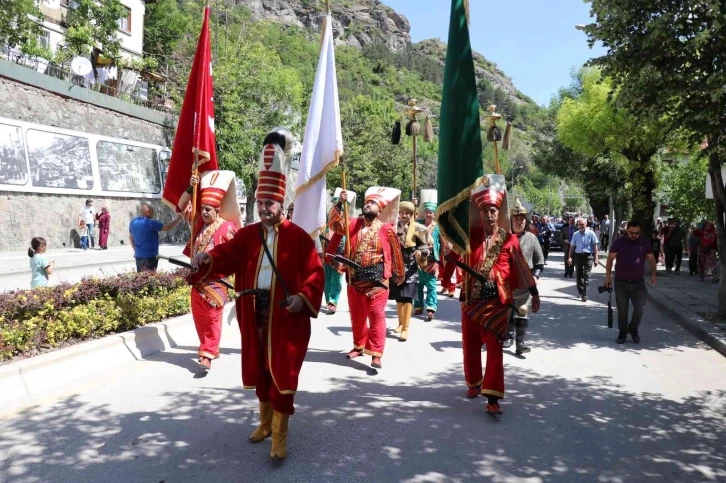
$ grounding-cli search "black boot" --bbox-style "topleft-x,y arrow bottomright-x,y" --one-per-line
515,318 -> 531,355
503,319 -> 515,349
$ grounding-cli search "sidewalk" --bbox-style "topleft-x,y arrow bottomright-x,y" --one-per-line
0,244 -> 186,276
646,257 -> 726,357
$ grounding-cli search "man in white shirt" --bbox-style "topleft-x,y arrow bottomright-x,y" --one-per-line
78,199 -> 97,249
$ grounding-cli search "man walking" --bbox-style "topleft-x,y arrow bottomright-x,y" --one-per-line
568,218 -> 599,302
665,218 -> 686,273
192,128 -> 324,460
129,203 -> 182,272
561,216 -> 576,278
604,220 -> 657,344
414,191 -> 441,321
600,215 -> 611,251
328,187 -> 405,369
178,171 -> 241,371
536,215 -> 555,264
78,199 -> 97,249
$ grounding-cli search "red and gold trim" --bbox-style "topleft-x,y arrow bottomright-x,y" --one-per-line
198,349 -> 219,360
256,171 -> 287,204
363,349 -> 383,357
466,378 -> 484,388
364,193 -> 388,209
481,388 -> 505,399
298,292 -> 318,318
200,187 -> 225,208
472,188 -> 505,210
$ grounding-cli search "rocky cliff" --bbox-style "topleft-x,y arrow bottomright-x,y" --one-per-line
238,0 -> 532,106
238,0 -> 411,51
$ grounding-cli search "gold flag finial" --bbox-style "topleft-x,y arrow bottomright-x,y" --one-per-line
464,0 -> 470,25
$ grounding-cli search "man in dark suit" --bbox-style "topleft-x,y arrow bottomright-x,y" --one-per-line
561,216 -> 576,278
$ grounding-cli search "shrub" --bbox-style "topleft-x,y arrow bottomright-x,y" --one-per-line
0,270 -> 193,362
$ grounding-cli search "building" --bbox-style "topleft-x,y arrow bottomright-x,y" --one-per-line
37,0 -> 146,61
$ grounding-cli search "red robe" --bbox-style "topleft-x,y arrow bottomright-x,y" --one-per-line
206,219 -> 324,394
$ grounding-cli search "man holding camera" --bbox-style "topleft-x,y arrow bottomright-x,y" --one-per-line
604,220 -> 658,344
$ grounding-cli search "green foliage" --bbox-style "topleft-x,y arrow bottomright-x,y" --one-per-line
63,0 -> 125,59
0,287 -> 189,362
664,154 -> 713,226
143,0 -> 192,60
0,0 -> 42,51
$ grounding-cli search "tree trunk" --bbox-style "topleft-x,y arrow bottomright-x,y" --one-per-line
707,142 -> 726,315
246,179 -> 257,225
629,159 -> 657,237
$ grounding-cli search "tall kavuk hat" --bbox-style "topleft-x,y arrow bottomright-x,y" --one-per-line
256,127 -> 295,205
418,189 -> 437,220
471,174 -> 511,232
364,186 -> 401,225
199,170 -> 242,229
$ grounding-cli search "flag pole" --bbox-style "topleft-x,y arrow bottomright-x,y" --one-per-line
405,98 -> 422,204
340,155 -> 351,257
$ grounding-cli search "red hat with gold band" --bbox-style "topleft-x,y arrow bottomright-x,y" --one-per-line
198,170 -> 243,228
470,174 -> 511,232
255,127 -> 295,204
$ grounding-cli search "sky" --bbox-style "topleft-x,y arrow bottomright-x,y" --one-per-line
383,0 -> 607,106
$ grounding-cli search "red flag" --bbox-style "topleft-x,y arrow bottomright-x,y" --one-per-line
162,6 -> 217,211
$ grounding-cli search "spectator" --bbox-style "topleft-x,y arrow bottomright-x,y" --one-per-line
604,220 -> 657,344
96,207 -> 111,250
665,218 -> 685,273
537,215 -> 555,264
78,221 -> 89,250
129,203 -> 182,272
567,218 -> 599,302
78,199 -> 97,249
651,230 -> 661,264
698,221 -> 718,282
561,216 -> 577,278
688,223 -> 702,276
600,215 -> 611,251
28,237 -> 54,288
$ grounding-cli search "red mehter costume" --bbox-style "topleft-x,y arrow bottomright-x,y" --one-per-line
199,128 -> 324,460
327,187 -> 405,366
461,175 -> 537,410
183,170 -> 241,363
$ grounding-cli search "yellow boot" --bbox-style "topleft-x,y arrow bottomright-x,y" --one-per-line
394,302 -> 404,333
248,402 -> 273,443
400,303 -> 412,341
270,410 -> 290,460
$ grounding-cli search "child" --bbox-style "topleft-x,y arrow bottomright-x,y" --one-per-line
651,230 -> 661,263
28,237 -> 54,288
79,221 -> 89,250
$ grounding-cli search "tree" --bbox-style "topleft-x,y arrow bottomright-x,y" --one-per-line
143,0 -> 191,60
556,68 -> 668,235
63,0 -> 124,59
0,0 -> 43,54
585,0 -> 726,314
663,155 -> 713,227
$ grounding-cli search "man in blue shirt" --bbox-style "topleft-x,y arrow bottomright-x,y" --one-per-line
129,203 -> 182,272
567,218 -> 599,302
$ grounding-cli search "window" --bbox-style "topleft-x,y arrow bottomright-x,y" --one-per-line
39,30 -> 51,50
0,124 -> 29,186
97,141 -> 161,194
118,7 -> 131,33
26,130 -> 93,190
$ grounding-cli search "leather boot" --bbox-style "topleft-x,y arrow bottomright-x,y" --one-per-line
502,319 -> 515,349
515,318 -> 531,355
400,303 -> 412,341
248,402 -> 273,443
270,410 -> 290,460
393,302 -> 404,333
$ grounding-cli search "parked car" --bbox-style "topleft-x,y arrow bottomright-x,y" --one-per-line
550,223 -> 564,251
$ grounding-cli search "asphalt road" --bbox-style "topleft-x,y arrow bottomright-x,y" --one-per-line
1,252 -> 725,483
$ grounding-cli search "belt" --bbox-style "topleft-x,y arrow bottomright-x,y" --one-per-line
615,278 -> 644,284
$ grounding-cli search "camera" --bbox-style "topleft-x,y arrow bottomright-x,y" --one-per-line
598,285 -> 613,294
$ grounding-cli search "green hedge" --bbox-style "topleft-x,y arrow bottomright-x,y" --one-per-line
0,270 -> 192,362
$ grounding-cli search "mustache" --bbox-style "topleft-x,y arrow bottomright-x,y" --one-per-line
258,211 -> 272,216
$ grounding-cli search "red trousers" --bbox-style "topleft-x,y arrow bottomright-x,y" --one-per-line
191,289 -> 223,360
441,255 -> 463,291
462,313 -> 504,399
347,286 -> 389,357
254,319 -> 295,415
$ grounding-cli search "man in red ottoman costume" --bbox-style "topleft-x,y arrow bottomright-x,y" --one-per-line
461,175 -> 540,415
178,170 -> 241,371
192,127 -> 324,460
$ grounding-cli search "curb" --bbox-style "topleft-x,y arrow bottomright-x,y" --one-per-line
647,289 -> 726,358
0,303 -> 235,406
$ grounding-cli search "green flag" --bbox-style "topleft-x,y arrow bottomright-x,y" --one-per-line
436,0 -> 483,254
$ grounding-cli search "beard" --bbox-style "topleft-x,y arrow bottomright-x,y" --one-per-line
363,212 -> 377,222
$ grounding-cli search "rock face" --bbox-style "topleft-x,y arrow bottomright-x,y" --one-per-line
237,0 -> 412,51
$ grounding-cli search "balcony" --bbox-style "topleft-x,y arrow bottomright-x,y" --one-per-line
0,45 -> 173,114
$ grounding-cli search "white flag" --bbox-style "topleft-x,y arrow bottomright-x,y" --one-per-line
292,14 -> 343,236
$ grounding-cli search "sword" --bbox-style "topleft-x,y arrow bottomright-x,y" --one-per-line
325,254 -> 389,290
156,255 -> 235,291
445,254 -> 520,312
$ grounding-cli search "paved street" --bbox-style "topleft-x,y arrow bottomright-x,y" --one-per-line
1,251 -> 725,483
0,244 -> 187,292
